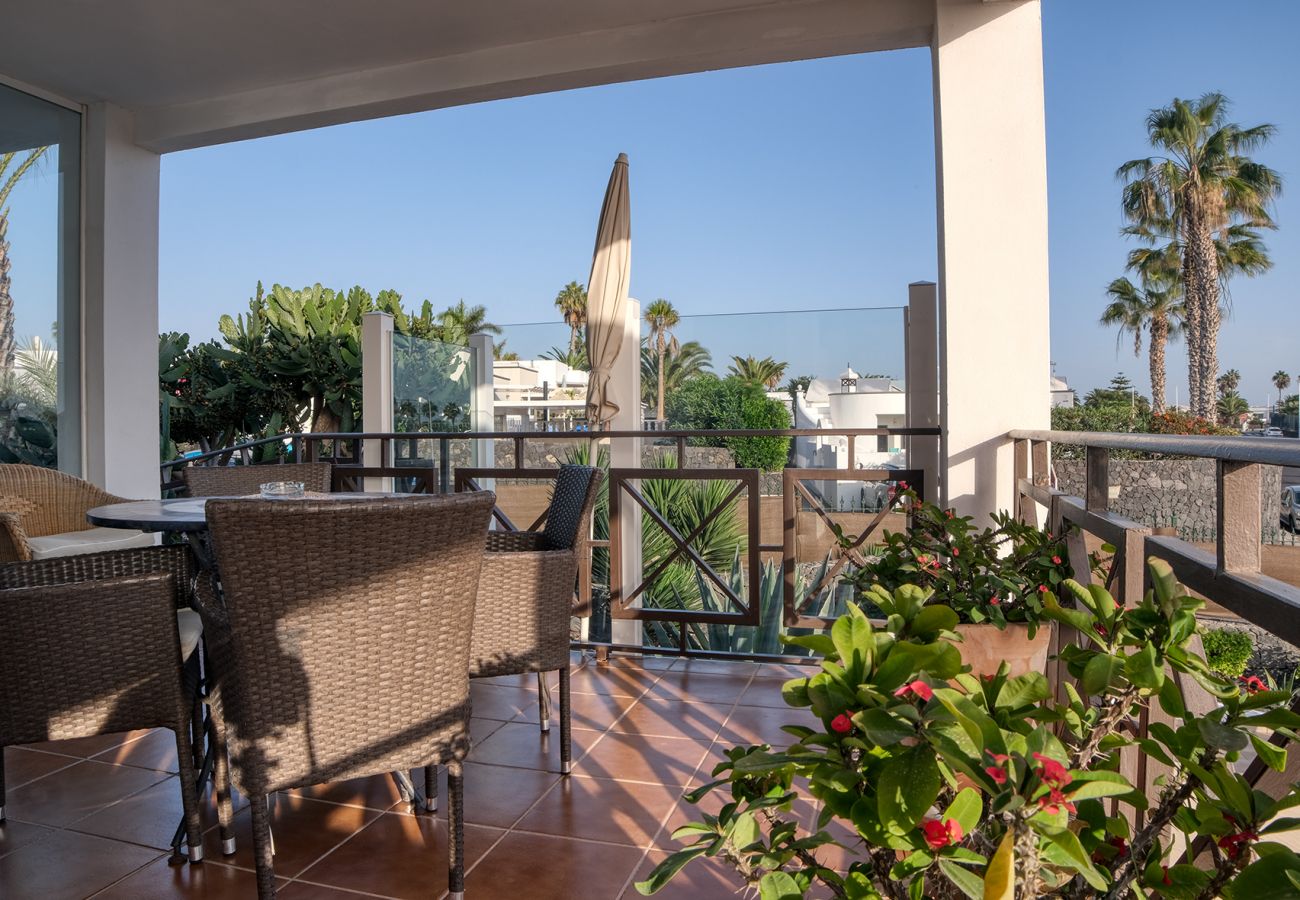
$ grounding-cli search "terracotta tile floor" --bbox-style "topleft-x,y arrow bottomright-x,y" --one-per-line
0,654 -> 806,899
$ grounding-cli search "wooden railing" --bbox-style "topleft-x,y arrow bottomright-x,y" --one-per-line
1009,429 -> 1300,809
161,427 -> 940,662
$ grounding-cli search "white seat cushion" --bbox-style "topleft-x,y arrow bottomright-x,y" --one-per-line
176,608 -> 203,660
27,527 -> 156,560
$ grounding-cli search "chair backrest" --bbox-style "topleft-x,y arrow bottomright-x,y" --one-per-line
540,465 -> 602,551
0,464 -> 122,537
0,569 -> 185,745
204,492 -> 494,794
183,462 -> 333,497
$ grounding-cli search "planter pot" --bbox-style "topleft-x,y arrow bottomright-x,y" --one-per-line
953,622 -> 1054,679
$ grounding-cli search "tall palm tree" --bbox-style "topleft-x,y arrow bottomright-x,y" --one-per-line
1273,371 -> 1291,405
1101,274 -> 1182,415
1217,391 -> 1249,428
1217,368 -> 1241,398
1118,93 -> 1281,419
644,299 -> 680,421
553,281 -> 587,357
727,355 -> 788,390
0,147 -> 50,370
436,300 -> 500,344
641,340 -> 712,407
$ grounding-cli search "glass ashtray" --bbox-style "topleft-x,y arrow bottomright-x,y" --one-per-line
260,481 -> 306,499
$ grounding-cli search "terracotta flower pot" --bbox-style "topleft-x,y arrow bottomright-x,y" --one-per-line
952,622 -> 1053,679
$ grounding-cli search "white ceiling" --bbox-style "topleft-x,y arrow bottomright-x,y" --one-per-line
1,0 -> 934,150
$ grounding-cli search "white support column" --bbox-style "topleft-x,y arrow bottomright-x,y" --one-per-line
610,299 -> 642,648
82,103 -> 162,499
931,0 -> 1050,519
468,333 -> 496,478
361,312 -> 394,492
904,281 -> 939,500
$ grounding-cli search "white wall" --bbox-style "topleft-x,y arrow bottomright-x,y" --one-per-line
932,0 -> 1050,518
82,103 -> 162,499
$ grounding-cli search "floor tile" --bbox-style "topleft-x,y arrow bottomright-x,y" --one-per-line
510,688 -> 637,731
0,819 -> 55,860
5,759 -> 170,828
465,831 -> 644,900
670,659 -> 760,677
297,814 -> 501,899
646,672 -> 753,704
0,829 -> 160,900
22,731 -> 148,761
719,703 -> 802,746
607,697 -> 727,742
467,722 -> 597,773
72,774 -> 232,852
578,733 -> 710,786
469,684 -> 535,722
420,762 -> 560,828
565,664 -> 658,697
1,747 -> 78,790
279,883 -> 379,899
736,677 -> 795,708
92,855 -> 281,899
287,773 -> 405,812
514,776 -> 681,847
201,795 -> 381,878
92,728 -> 181,774
624,847 -> 749,899
753,663 -> 819,681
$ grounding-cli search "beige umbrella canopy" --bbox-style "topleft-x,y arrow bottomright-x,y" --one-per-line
584,153 -> 631,428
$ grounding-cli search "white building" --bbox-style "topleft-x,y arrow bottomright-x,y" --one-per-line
492,358 -> 589,431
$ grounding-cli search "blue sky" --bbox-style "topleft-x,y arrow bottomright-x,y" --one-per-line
4,0 -> 1297,404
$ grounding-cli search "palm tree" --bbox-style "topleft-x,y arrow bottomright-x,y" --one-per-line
436,300 -> 500,344
1217,368 -> 1241,398
492,341 -> 519,361
1217,391 -> 1249,428
553,282 -> 588,357
1118,93 -> 1281,419
641,340 -> 712,407
1101,274 -> 1182,415
1,147 -> 50,370
1273,371 -> 1291,405
727,355 -> 788,390
540,344 -> 589,371
783,374 -> 814,398
644,299 -> 680,421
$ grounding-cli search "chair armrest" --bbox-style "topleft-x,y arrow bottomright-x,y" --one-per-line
0,545 -> 194,608
485,531 -> 547,552
469,548 -> 578,677
0,512 -> 33,563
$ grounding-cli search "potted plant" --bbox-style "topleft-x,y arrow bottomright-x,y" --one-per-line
638,560 -> 1300,899
845,490 -> 1068,676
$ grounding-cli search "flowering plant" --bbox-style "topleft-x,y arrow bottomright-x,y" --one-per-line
847,491 -> 1069,631
638,559 -> 1300,899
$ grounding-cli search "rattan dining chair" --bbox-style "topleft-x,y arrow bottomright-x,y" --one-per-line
181,462 -> 333,497
468,464 -> 602,775
199,492 -> 494,900
0,463 -> 155,562
0,546 -> 217,862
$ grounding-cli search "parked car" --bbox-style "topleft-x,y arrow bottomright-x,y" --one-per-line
1284,485 -> 1300,532
1265,426 -> 1284,437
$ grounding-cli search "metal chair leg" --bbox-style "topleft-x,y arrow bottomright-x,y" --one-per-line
560,665 -> 572,775
210,704 -> 236,855
1,743 -> 7,822
424,765 -> 438,812
172,725 -> 205,863
536,671 -> 551,733
448,761 -> 466,900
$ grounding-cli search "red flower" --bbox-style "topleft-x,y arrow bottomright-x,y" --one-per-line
1108,836 -> 1128,857
985,765 -> 1008,785
1038,584 -> 1048,594
1032,752 -> 1071,789
1036,788 -> 1076,816
951,547 -> 960,557
921,818 -> 963,850
1217,830 -> 1257,861
1162,866 -> 1172,887
1242,676 -> 1266,694
989,596 -> 1000,605
830,713 -> 853,734
898,481 -> 909,491
945,509 -> 955,519
1052,555 -> 1062,565
894,680 -> 933,702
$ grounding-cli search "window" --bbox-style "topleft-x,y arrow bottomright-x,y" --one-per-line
0,82 -> 80,472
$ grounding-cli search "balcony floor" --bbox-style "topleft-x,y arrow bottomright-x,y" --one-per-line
0,655 -> 810,899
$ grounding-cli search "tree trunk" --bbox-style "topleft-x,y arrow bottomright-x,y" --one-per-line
1183,196 -> 1221,419
568,321 -> 578,357
0,213 -> 16,370
1149,314 -> 1168,415
656,336 -> 666,422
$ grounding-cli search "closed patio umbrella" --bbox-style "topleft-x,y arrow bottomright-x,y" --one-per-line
584,153 -> 631,428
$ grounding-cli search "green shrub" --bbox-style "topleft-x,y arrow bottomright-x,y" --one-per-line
1201,627 -> 1253,678
665,374 -> 790,470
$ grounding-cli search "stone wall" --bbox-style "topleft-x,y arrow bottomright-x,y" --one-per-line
1054,458 -> 1282,536
437,438 -> 735,471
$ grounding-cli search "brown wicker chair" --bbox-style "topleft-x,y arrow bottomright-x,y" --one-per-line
0,464 -> 154,563
181,462 -> 333,497
469,464 -> 602,775
199,492 -> 494,899
0,546 -> 214,862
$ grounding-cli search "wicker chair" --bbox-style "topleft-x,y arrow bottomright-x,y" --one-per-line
0,546 -> 216,862
199,492 -> 494,899
0,464 -> 154,563
181,462 -> 333,497
469,464 -> 602,775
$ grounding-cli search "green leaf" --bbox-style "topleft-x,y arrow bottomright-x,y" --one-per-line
877,745 -> 942,834
982,830 -> 1015,900
1250,734 -> 1288,773
943,788 -> 982,835
1197,717 -> 1249,753
1043,830 -> 1108,890
1224,848 -> 1300,900
994,673 -> 1051,709
1082,654 -> 1126,694
853,709 -> 915,746
634,845 -> 711,894
910,605 -> 959,637
758,871 -> 803,900
938,859 -> 985,900
1125,643 -> 1165,692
